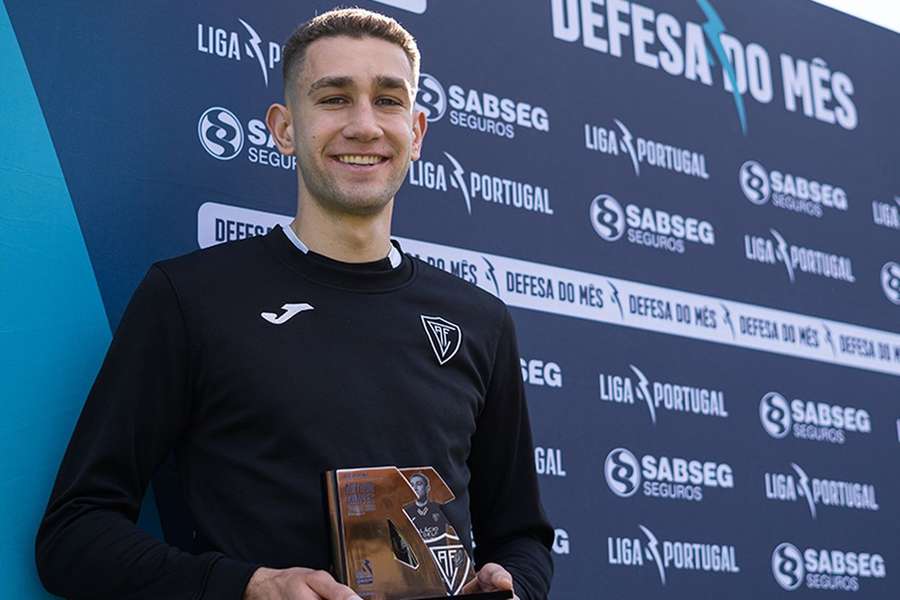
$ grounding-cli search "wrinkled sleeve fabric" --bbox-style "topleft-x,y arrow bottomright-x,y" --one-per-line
34,265 -> 257,600
468,308 -> 554,600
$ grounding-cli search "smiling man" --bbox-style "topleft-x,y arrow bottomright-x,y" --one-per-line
36,9 -> 553,600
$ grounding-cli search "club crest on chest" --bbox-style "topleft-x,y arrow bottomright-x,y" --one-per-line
420,315 -> 461,365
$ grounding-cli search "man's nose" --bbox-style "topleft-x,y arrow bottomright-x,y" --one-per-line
343,100 -> 383,141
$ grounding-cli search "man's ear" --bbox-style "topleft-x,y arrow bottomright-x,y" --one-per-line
410,109 -> 428,161
266,102 -> 295,155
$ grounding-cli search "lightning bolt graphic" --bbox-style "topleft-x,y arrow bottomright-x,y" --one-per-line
609,281 -> 624,320
770,228 -> 795,283
822,323 -> 836,357
791,463 -> 817,519
613,119 -> 640,176
629,365 -> 656,425
443,152 -> 471,214
482,257 -> 500,297
239,19 -> 268,87
639,525 -> 666,585
720,303 -> 735,339
696,0 -> 747,135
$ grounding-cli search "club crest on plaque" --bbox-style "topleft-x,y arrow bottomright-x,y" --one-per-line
325,466 -> 510,600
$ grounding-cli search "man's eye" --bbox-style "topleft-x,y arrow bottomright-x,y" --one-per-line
321,97 -> 347,105
377,97 -> 404,106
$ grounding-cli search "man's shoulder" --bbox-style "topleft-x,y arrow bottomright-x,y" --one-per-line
408,253 -> 507,316
153,234 -> 271,284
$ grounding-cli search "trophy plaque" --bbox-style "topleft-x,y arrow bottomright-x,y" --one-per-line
325,466 -> 512,600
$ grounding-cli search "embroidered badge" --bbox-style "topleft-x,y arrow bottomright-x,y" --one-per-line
420,315 -> 462,365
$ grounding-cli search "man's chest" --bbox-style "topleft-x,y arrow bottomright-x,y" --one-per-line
182,287 -> 493,460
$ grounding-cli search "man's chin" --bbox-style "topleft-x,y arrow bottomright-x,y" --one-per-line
324,189 -> 396,216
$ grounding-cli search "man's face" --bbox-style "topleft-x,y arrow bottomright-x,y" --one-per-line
412,477 -> 428,501
283,35 -> 426,216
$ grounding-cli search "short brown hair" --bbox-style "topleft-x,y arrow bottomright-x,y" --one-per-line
282,8 -> 420,96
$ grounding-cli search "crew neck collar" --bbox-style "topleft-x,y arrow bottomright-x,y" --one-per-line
280,223 -> 403,268
261,225 -> 414,292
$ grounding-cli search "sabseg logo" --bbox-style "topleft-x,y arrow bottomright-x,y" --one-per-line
197,106 -> 296,171
604,447 -> 734,502
590,195 -> 715,254
414,72 -> 550,140
872,197 -> 900,231
744,228 -> 855,283
552,529 -> 570,555
773,542 -> 805,591
759,391 -> 871,445
408,151 -> 553,216
414,74 -> 446,121
199,107 -> 243,160
881,261 -> 900,305
739,160 -> 848,219
589,195 -> 624,241
764,462 -> 879,519
520,358 -> 562,387
585,118 -> 709,180
773,542 -> 886,592
604,448 -> 640,497
608,524 -> 739,585
196,18 -> 281,87
599,365 -> 728,423
739,160 -> 769,205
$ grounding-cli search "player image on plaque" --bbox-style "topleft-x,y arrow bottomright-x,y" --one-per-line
403,472 -> 466,593
324,466 -> 512,600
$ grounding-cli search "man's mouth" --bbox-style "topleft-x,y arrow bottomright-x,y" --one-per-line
333,154 -> 388,166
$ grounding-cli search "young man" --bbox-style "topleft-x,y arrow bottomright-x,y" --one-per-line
403,473 -> 449,541
36,9 -> 553,600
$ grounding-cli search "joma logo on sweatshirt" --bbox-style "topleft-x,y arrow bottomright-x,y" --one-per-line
261,303 -> 314,325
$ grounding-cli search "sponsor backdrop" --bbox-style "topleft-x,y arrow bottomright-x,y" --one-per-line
3,0 -> 899,597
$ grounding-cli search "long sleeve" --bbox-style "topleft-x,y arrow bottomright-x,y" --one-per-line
34,265 -> 257,599
467,309 -> 554,600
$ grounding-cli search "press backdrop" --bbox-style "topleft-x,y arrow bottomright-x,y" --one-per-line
3,0 -> 899,597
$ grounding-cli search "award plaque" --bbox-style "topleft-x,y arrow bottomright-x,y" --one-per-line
325,466 -> 512,600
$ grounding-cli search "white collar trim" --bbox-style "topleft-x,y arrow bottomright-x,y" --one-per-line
280,224 -> 402,268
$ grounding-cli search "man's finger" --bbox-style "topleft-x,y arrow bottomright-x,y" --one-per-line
461,575 -> 481,595
478,563 -> 514,591
303,570 -> 362,600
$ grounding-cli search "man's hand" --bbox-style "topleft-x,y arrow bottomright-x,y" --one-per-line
243,567 -> 362,600
461,563 -> 520,600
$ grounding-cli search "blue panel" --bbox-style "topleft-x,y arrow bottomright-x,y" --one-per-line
0,3 -> 158,595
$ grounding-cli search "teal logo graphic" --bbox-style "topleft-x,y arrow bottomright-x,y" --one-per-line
696,0 -> 748,135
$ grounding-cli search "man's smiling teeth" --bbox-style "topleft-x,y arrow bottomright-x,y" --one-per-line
336,154 -> 385,165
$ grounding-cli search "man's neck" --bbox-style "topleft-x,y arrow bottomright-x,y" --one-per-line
292,199 -> 394,263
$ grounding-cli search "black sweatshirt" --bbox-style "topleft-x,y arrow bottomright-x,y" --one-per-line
36,226 -> 553,600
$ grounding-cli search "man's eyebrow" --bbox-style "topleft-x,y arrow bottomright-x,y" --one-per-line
307,75 -> 411,96
308,76 -> 354,95
375,75 -> 410,93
